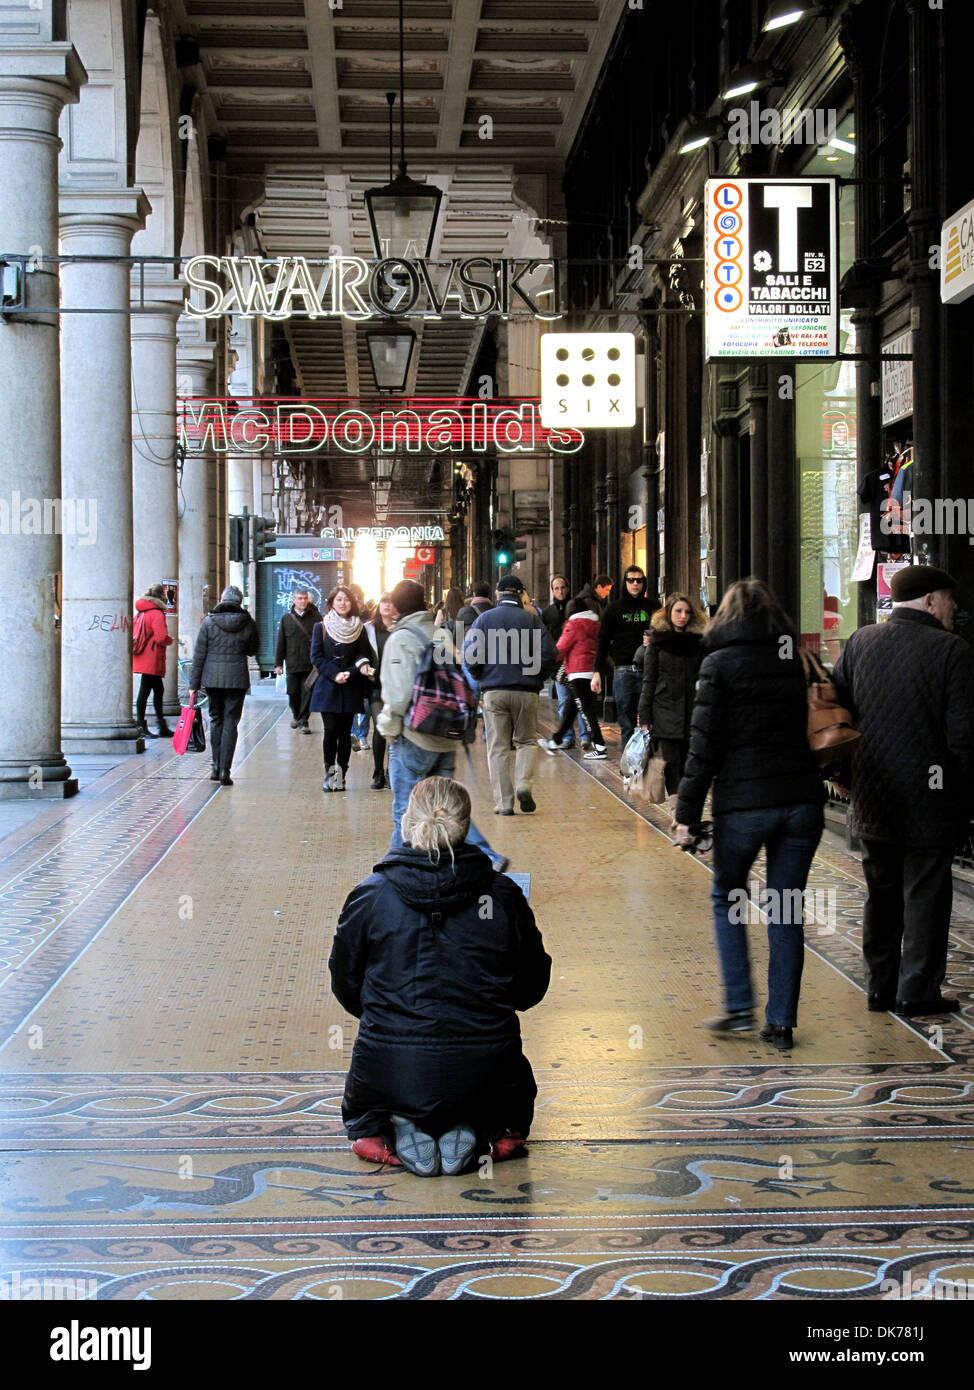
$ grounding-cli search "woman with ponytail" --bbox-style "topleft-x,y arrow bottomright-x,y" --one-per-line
329,776 -> 551,1176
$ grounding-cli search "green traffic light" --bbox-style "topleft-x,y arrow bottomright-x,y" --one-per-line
496,551 -> 510,565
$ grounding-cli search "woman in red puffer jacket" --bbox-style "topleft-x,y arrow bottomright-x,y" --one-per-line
537,596 -> 607,760
133,584 -> 174,737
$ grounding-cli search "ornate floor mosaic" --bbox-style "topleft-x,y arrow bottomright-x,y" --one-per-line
0,699 -> 971,1299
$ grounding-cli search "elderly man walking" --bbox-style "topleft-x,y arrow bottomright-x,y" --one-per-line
834,566 -> 974,1016
463,573 -> 557,815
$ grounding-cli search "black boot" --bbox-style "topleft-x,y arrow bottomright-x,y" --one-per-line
219,768 -> 233,786
370,770 -> 385,790
209,764 -> 220,782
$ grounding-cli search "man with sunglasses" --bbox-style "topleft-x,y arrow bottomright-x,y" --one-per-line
593,567 -> 651,761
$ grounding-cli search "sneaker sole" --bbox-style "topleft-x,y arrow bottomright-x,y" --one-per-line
438,1126 -> 479,1176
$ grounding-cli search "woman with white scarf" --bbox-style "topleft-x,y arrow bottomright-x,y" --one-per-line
309,586 -> 375,792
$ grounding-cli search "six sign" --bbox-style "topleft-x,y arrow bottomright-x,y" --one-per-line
539,333 -> 636,428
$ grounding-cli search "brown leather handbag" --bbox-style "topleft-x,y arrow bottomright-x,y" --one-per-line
799,649 -> 861,765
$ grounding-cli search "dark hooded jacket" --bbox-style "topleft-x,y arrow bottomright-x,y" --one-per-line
675,613 -> 825,825
595,577 -> 652,670
637,628 -> 705,738
329,844 -> 551,1139
187,601 -> 259,692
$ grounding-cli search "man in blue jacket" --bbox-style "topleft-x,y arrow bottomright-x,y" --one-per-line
464,574 -> 557,815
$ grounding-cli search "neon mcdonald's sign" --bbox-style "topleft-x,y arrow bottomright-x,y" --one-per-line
178,397 -> 584,456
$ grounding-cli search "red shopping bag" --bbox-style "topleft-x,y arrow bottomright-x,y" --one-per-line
172,693 -> 196,755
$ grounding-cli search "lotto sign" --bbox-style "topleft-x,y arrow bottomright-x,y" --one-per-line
705,177 -> 838,359
539,333 -> 636,428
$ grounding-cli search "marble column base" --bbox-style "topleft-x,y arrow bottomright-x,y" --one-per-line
62,726 -> 146,756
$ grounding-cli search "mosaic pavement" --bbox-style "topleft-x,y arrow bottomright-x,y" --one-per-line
0,697 -> 972,1300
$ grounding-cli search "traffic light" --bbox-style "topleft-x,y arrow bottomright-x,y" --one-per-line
492,526 -> 513,567
228,515 -> 248,563
514,532 -> 528,565
252,515 -> 277,561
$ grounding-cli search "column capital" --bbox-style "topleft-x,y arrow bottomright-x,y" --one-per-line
131,277 -> 184,323
0,44 -> 86,112
59,187 -> 151,243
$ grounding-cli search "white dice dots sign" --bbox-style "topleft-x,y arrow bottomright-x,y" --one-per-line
540,332 -> 636,428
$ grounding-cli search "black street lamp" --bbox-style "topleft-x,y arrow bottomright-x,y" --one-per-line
364,3 -> 443,259
366,323 -> 416,392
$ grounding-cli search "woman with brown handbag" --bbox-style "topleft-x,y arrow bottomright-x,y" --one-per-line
673,579 -> 826,1051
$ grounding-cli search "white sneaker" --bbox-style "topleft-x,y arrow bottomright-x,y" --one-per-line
537,737 -> 560,755
583,747 -> 607,760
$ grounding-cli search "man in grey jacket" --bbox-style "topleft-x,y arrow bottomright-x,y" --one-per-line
377,579 -> 507,870
834,565 -> 974,1016
188,585 -> 260,786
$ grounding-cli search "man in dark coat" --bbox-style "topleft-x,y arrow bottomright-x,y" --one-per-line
834,565 -> 974,1017
188,584 -> 260,785
273,588 -> 322,733
455,580 -> 493,639
594,566 -> 651,758
541,575 -> 587,749
329,841 -> 551,1153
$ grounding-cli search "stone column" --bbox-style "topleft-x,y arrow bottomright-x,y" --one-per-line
60,191 -> 149,753
176,334 -> 216,663
0,45 -> 85,798
131,289 -> 181,713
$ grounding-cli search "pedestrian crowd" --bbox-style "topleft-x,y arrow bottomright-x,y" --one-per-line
134,560 -> 974,1177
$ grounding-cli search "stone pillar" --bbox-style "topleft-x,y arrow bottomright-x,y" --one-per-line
131,290 -> 181,713
0,44 -> 85,798
175,335 -> 216,661
60,191 -> 149,753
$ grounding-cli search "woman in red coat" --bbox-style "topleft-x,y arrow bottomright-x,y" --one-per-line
133,583 -> 174,737
537,595 -> 607,760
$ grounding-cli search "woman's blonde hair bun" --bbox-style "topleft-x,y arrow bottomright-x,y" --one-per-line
400,776 -> 472,861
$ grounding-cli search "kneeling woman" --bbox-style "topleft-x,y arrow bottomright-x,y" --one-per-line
329,776 -> 551,1175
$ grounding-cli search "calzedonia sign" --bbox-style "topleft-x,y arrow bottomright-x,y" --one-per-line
183,255 -> 562,321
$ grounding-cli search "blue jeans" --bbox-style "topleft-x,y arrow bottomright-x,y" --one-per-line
555,680 -> 589,745
387,736 -> 498,863
710,803 -> 824,1026
611,667 -> 642,754
352,704 -> 371,742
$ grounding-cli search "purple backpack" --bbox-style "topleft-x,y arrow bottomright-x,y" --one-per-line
406,643 -> 476,742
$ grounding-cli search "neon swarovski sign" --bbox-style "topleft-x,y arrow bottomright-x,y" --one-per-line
183,255 -> 562,321
179,398 -> 584,456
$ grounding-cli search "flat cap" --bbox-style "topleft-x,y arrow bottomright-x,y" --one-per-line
890,564 -> 958,602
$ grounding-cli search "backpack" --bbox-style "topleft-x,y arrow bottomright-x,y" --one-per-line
405,640 -> 477,742
132,610 -> 151,657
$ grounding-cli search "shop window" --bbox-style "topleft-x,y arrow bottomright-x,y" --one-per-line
796,124 -> 857,662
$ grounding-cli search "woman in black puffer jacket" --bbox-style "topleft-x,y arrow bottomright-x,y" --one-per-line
330,776 -> 551,1177
637,593 -> 707,823
674,578 -> 825,1052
